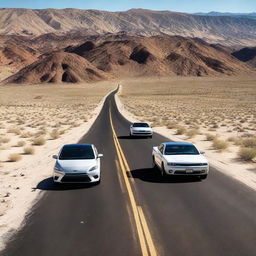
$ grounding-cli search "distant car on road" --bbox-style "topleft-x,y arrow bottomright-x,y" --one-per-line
52,144 -> 103,184
152,142 -> 209,179
130,122 -> 153,138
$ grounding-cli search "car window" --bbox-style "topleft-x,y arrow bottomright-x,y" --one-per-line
158,144 -> 164,154
59,145 -> 95,160
133,123 -> 149,127
164,145 -> 200,155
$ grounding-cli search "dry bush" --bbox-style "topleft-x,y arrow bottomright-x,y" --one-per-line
238,148 -> 256,161
50,129 -> 60,140
7,127 -> 21,135
20,131 -> 32,138
8,153 -> 22,162
0,137 -> 10,143
186,129 -> 199,139
176,126 -> 187,135
16,141 -> 26,147
166,122 -> 178,129
241,138 -> 256,148
33,136 -> 46,146
23,146 -> 35,155
205,133 -> 216,141
227,136 -> 237,142
212,139 -> 229,152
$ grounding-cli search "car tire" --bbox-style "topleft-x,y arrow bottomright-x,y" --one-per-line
149,135 -> 152,139
200,174 -> 208,180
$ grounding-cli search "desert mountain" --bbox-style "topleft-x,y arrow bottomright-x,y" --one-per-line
232,47 -> 256,67
3,51 -> 110,84
68,36 -> 252,77
0,8 -> 256,46
0,44 -> 38,69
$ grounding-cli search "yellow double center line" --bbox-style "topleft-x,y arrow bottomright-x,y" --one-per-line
109,107 -> 157,256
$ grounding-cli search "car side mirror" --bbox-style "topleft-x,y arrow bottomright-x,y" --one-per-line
98,153 -> 103,158
200,151 -> 205,155
52,155 -> 58,159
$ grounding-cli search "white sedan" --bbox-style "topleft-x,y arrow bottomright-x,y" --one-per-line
52,144 -> 103,184
152,142 -> 209,179
130,122 -> 153,138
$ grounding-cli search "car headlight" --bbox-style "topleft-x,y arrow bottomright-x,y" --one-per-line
54,166 -> 64,174
88,165 -> 98,172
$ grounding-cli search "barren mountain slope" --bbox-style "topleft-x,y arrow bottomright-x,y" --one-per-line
3,51 -> 110,84
69,36 -> 252,77
0,8 -> 256,46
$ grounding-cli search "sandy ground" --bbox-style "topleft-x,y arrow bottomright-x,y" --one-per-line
0,86 -> 115,251
115,88 -> 256,191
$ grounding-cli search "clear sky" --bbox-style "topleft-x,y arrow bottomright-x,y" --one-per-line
0,0 -> 255,13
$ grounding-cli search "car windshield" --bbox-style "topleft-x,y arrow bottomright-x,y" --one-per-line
133,123 -> 149,127
164,145 -> 200,155
59,145 -> 95,160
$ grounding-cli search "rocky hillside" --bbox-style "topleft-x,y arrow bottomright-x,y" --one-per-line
0,8 -> 256,46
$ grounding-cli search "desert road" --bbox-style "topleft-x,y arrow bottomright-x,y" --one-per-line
2,89 -> 256,256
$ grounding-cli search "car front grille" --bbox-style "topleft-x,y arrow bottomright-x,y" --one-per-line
62,174 -> 91,183
174,170 -> 205,175
173,163 -> 207,166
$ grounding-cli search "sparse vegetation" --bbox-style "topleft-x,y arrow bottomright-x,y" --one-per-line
33,136 -> 46,146
16,141 -> 26,147
23,146 -> 35,155
8,153 -> 22,162
238,148 -> 256,161
205,133 -> 216,141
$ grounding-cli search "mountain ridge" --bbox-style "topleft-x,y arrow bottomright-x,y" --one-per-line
0,8 -> 256,46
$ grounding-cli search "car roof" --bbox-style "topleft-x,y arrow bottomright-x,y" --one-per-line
62,144 -> 93,148
133,122 -> 149,124
163,142 -> 194,146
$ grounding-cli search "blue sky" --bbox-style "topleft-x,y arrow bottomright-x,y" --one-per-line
0,0 -> 255,13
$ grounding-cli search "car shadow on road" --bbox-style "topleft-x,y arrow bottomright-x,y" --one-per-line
131,168 -> 201,183
118,135 -> 150,140
34,177 -> 94,191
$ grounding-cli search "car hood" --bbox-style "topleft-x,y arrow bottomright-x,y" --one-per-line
131,127 -> 152,131
164,154 -> 208,164
56,159 -> 97,173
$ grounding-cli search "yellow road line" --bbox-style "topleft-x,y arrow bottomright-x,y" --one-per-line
109,107 -> 158,256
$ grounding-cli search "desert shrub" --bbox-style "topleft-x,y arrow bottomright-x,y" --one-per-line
50,129 -> 60,140
20,131 -> 32,138
7,127 -> 21,135
23,146 -> 35,155
186,129 -> 199,139
176,126 -> 187,135
241,138 -> 256,148
8,153 -> 22,162
238,148 -> 256,161
33,136 -> 46,146
166,122 -> 178,129
227,136 -> 237,142
212,139 -> 229,152
205,133 -> 216,141
16,141 -> 26,147
0,137 -> 10,143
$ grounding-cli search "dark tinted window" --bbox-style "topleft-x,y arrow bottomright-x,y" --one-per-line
59,145 -> 95,160
164,145 -> 199,155
133,123 -> 149,127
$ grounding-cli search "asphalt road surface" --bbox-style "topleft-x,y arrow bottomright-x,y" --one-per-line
2,89 -> 256,256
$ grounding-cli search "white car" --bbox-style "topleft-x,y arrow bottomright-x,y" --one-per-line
152,142 -> 209,179
130,122 -> 153,138
52,144 -> 103,184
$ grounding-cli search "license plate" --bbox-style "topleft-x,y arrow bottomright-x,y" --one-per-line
186,169 -> 193,173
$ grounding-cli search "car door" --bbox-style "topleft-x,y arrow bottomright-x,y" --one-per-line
155,144 -> 164,166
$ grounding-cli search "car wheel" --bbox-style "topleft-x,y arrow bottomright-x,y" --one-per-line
200,174 -> 208,180
148,135 -> 152,139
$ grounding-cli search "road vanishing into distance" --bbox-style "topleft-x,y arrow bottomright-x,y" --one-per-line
2,89 -> 256,256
